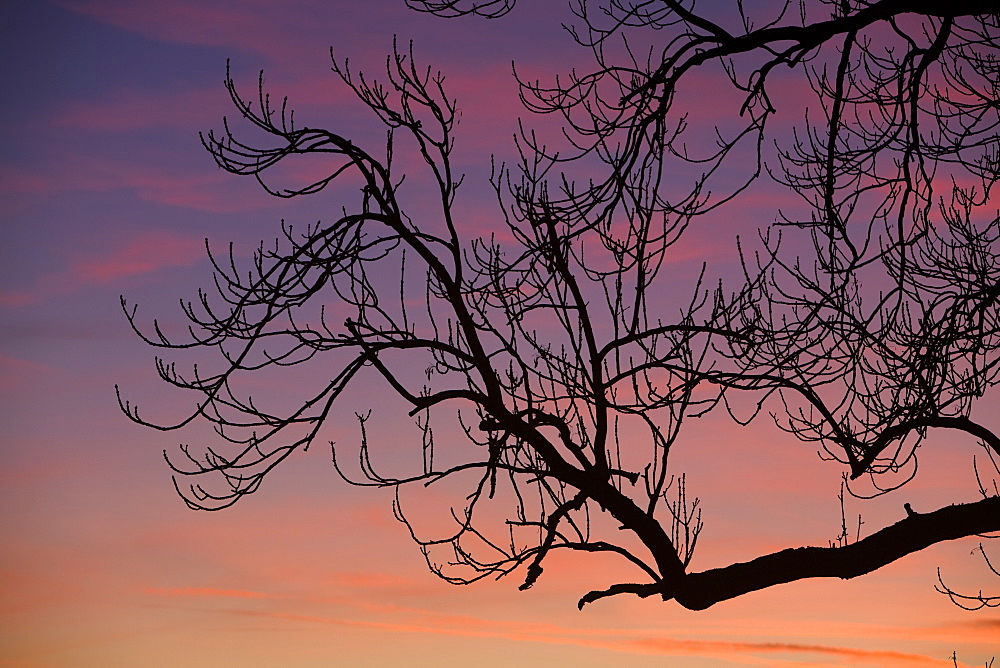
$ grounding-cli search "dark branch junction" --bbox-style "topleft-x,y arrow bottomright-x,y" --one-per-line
122,2 -> 1000,609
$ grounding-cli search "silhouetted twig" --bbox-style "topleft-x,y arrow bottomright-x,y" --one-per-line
122,1 -> 1000,610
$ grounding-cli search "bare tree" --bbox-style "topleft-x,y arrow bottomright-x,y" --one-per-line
121,0 -> 1000,611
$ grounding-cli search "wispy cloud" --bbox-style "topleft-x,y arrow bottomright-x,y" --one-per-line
0,354 -> 55,390
142,586 -> 275,600
78,231 -> 203,284
50,86 -> 225,133
213,605 -> 951,667
143,577 -> 960,666
0,155 -> 269,213
0,230 -> 204,307
58,0 -> 325,59
47,74 -> 363,136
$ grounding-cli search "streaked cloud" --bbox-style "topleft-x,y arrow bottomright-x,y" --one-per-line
142,586 -> 275,599
140,569 -> 979,666
0,230 -> 204,307
58,0 -> 328,59
203,603 -> 954,666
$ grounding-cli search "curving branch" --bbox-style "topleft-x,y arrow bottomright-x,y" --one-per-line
123,1 -> 1000,613
582,496 -> 1000,609
672,496 -> 1000,610
405,0 -> 515,18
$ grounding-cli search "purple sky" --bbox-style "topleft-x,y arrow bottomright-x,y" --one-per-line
1,1 -> 997,665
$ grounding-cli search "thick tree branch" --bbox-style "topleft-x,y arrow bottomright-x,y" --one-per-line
581,496 -> 1000,609
127,1 -> 1000,613
671,496 -> 1000,610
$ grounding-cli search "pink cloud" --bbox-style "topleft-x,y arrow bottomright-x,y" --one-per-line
4,77 -> 395,214
0,354 -> 54,390
48,73 -> 363,135
74,231 -> 203,284
58,0 -> 323,58
51,86 -> 225,133
0,157 -> 268,214
1,230 -> 205,307
0,291 -> 36,308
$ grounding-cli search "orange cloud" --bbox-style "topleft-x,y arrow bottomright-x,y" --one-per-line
326,571 -> 417,590
140,570 -> 971,667
627,636 -> 947,666
142,586 -> 275,600
209,605 -> 953,667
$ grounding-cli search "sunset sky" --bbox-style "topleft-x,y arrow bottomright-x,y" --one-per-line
1,1 -> 997,665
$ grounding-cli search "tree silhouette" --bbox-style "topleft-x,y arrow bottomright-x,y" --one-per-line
121,0 -> 1000,610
